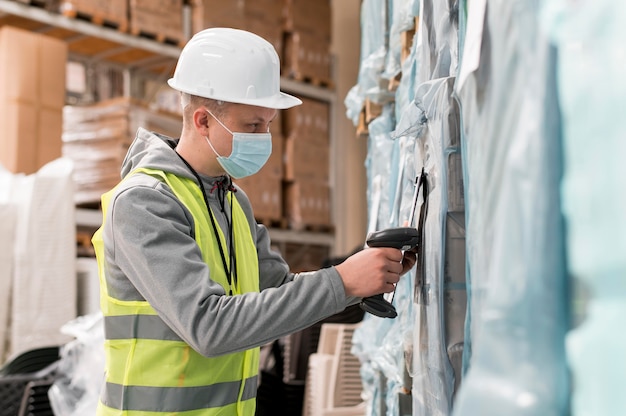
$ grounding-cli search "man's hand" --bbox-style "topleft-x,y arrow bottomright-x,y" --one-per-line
335,247 -> 414,298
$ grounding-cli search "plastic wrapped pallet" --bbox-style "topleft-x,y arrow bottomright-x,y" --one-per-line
0,158 -> 77,363
345,0 -> 390,126
0,201 -> 16,363
542,1 -> 626,414
452,0 -> 569,414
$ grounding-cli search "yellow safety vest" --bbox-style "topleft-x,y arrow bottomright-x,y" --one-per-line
92,167 -> 260,416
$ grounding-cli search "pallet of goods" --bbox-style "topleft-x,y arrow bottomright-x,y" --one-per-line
282,0 -> 332,87
129,0 -> 186,46
282,97 -> 332,231
60,0 -> 129,31
62,97 -> 182,206
189,0 -> 284,60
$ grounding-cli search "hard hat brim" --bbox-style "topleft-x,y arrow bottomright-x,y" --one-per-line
168,78 -> 302,110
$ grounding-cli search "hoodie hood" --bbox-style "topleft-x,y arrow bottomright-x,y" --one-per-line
121,128 -> 193,180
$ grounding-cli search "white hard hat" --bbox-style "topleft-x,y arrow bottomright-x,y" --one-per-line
168,27 -> 302,109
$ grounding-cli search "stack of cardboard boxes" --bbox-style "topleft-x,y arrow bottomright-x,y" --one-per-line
282,0 -> 332,86
0,26 -> 67,175
62,97 -> 183,205
190,0 -> 285,59
283,98 -> 331,229
128,0 -> 185,45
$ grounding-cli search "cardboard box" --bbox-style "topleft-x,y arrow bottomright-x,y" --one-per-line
284,136 -> 329,183
0,26 -> 67,175
190,0 -> 283,59
283,97 -> 329,139
284,0 -> 331,41
190,0 -> 243,32
283,31 -> 332,85
235,174 -> 283,222
129,0 -> 185,44
283,97 -> 329,182
284,179 -> 331,229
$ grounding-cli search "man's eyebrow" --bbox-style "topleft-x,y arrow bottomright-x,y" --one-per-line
246,114 -> 277,123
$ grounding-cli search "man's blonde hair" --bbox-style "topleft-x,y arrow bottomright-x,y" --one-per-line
181,93 -> 228,131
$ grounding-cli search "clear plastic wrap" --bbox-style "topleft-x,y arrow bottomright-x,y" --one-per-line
383,0 -> 418,81
407,77 -> 461,416
541,1 -> 626,415
452,0 -> 569,414
354,106 -> 421,416
415,0 -> 459,85
345,0 -> 389,125
48,313 -> 104,416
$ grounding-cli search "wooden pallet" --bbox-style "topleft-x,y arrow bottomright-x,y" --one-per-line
128,27 -> 185,47
285,72 -> 334,90
401,18 -> 418,65
61,8 -> 128,32
13,0 -> 60,11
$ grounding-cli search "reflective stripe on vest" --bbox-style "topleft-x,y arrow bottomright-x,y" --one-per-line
92,167 -> 260,416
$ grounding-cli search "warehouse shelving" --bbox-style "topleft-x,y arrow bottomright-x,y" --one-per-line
0,0 -> 336,251
0,0 -> 335,100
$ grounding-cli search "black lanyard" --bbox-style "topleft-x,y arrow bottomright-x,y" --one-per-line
175,153 -> 237,295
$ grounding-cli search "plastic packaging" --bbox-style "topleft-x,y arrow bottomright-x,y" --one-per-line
542,1 -> 626,414
452,1 -> 569,414
415,0 -> 459,85
354,105 -> 421,416
48,313 -> 104,416
345,0 -> 389,125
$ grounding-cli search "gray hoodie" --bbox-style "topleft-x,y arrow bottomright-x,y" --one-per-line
101,128 -> 352,357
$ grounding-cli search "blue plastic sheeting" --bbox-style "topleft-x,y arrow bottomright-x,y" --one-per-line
393,1 -> 465,411
452,1 -> 569,415
542,1 -> 626,414
351,0 -> 465,413
415,0 -> 459,85
365,105 -> 396,230
345,0 -> 390,125
383,0 -> 417,81
395,76 -> 463,416
354,105 -> 419,416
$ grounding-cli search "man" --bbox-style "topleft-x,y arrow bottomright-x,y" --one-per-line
92,27 -> 415,415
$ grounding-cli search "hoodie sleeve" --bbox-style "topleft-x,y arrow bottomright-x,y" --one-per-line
105,178 -> 350,358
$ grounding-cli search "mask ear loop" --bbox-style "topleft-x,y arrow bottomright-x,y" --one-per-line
206,108 -> 234,134
205,135 -> 224,158
204,108 -> 235,159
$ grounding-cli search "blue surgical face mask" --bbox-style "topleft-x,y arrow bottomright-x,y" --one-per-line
204,109 -> 272,179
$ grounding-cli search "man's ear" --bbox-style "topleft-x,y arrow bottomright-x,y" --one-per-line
193,107 -> 211,135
